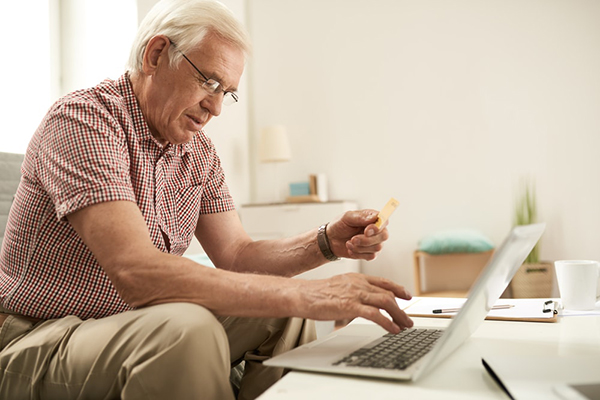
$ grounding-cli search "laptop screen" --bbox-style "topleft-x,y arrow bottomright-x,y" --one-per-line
414,223 -> 546,380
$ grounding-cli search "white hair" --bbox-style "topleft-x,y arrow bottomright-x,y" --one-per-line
126,0 -> 251,74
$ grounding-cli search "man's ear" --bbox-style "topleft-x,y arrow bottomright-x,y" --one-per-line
142,35 -> 171,76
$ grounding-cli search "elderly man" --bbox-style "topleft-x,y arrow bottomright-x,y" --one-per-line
0,0 -> 412,399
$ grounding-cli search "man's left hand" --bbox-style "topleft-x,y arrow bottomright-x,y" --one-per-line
326,210 -> 389,261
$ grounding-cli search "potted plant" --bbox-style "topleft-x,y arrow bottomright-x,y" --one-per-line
509,180 -> 554,298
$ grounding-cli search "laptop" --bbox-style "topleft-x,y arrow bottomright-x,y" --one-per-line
265,223 -> 546,381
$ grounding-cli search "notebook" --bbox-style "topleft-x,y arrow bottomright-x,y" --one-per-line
264,223 -> 546,381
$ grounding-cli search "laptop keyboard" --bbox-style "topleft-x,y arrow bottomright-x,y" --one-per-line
332,328 -> 444,370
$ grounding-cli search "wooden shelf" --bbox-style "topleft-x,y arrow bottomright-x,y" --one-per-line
285,195 -> 321,203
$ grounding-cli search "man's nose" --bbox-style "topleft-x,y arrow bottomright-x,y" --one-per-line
201,94 -> 222,117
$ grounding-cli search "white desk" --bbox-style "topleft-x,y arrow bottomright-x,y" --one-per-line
258,315 -> 600,399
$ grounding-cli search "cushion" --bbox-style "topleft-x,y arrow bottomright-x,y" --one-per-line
419,229 -> 494,255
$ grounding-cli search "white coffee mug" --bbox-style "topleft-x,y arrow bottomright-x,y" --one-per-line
554,260 -> 600,310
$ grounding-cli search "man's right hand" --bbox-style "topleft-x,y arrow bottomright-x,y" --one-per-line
293,273 -> 414,333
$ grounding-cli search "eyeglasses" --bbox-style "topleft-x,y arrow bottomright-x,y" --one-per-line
172,42 -> 239,106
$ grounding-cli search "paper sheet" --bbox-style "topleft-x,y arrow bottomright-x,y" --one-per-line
397,297 -> 557,321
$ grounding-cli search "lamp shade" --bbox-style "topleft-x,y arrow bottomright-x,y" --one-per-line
259,125 -> 291,162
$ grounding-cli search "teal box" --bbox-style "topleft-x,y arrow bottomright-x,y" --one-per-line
289,182 -> 310,196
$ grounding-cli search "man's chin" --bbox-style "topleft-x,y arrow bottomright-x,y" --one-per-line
159,132 -> 195,146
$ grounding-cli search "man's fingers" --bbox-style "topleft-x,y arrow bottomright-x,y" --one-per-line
364,275 -> 412,300
338,210 -> 379,229
346,242 -> 383,255
359,291 -> 414,331
364,220 -> 388,237
358,305 -> 401,334
349,227 -> 389,247
346,248 -> 378,261
345,229 -> 388,260
304,274 -> 413,333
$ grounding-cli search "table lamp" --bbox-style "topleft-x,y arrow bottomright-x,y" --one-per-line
259,125 -> 291,202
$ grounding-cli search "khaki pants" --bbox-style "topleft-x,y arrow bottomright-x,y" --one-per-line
0,303 -> 316,400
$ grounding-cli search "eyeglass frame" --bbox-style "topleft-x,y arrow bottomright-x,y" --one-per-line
169,40 -> 239,106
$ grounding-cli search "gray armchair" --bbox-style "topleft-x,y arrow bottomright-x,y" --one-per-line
0,152 -> 25,248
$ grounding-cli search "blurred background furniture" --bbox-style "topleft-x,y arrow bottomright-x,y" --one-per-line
413,250 -> 494,297
413,229 -> 495,298
0,152 -> 25,248
509,262 -> 555,298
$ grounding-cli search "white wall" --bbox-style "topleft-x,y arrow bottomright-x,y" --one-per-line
59,0 -> 138,95
0,0 -> 137,154
0,2 -> 53,154
247,0 -> 600,290
203,0 -> 251,206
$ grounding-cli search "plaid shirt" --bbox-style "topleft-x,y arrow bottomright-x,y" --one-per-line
0,74 -> 234,320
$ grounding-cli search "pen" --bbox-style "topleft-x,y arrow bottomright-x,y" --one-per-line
432,305 -> 515,314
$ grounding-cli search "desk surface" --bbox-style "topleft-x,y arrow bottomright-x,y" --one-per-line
258,315 -> 600,399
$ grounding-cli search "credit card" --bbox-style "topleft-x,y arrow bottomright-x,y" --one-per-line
375,197 -> 399,228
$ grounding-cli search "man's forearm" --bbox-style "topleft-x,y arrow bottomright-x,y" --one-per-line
114,251 -> 303,316
119,251 -> 414,335
224,228 -> 330,276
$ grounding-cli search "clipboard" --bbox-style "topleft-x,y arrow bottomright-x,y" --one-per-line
400,297 -> 559,323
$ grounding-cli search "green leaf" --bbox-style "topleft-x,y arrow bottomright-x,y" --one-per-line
514,178 -> 540,264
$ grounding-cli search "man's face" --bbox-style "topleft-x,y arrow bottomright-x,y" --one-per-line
143,35 -> 245,146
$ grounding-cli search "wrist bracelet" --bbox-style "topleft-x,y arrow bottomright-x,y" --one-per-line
317,223 -> 340,261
